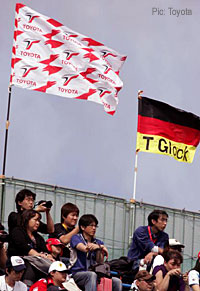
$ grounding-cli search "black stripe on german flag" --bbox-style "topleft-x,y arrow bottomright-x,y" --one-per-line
138,97 -> 200,131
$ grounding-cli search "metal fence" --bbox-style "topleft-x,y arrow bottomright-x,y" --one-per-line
0,177 -> 199,271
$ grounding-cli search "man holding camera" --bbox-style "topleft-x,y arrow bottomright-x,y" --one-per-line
8,188 -> 54,234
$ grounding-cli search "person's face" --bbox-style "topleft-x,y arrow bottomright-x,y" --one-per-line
28,214 -> 40,232
51,245 -> 62,256
51,271 -> 67,286
152,214 -> 168,232
82,222 -> 98,237
165,259 -> 181,271
18,195 -> 34,211
9,269 -> 25,282
63,212 -> 78,228
136,279 -> 155,291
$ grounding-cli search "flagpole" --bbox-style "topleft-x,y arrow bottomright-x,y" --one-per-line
131,90 -> 143,201
133,149 -> 139,200
129,90 -> 143,243
0,85 -> 12,221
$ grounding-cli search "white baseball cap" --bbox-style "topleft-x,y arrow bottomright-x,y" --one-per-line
6,256 -> 26,271
169,238 -> 185,248
48,261 -> 67,273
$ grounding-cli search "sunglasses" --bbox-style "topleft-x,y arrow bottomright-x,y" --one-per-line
139,278 -> 155,283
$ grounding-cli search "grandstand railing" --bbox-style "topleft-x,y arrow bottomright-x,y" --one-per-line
0,177 -> 199,271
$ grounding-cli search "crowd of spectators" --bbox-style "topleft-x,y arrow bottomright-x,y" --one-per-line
0,188 -> 199,291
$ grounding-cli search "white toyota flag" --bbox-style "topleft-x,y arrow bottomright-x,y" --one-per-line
10,3 -> 126,115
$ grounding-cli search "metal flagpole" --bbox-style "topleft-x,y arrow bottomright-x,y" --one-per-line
131,90 -> 143,201
129,90 -> 143,243
0,85 -> 12,222
132,149 -> 139,200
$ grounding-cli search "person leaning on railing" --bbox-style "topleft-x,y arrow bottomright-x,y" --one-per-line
127,209 -> 169,272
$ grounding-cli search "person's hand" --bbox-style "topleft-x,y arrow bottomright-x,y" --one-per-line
144,252 -> 154,264
168,268 -> 181,277
39,253 -> 55,262
46,254 -> 55,262
100,245 -> 109,257
35,202 -> 48,212
182,272 -> 189,285
153,281 -> 159,291
84,244 -> 90,252
87,243 -> 100,251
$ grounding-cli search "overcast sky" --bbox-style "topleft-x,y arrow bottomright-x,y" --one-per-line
0,0 -> 200,211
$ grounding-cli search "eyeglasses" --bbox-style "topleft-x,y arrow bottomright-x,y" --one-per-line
88,224 -> 98,228
139,279 -> 154,283
24,197 -> 34,202
138,277 -> 155,283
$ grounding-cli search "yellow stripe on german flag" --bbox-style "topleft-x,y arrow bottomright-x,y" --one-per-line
137,97 -> 200,163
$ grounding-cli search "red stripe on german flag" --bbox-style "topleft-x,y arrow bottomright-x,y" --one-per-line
138,116 -> 200,147
137,97 -> 200,163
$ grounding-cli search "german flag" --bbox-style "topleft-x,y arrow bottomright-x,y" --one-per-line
137,96 -> 200,163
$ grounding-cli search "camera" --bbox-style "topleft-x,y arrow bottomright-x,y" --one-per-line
37,200 -> 53,209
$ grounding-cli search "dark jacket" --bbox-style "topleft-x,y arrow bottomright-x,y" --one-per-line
8,226 -> 48,257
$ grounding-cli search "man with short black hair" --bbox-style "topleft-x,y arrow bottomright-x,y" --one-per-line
8,188 -> 54,234
49,202 -> 79,257
70,214 -> 122,291
128,209 -> 169,272
0,256 -> 27,290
